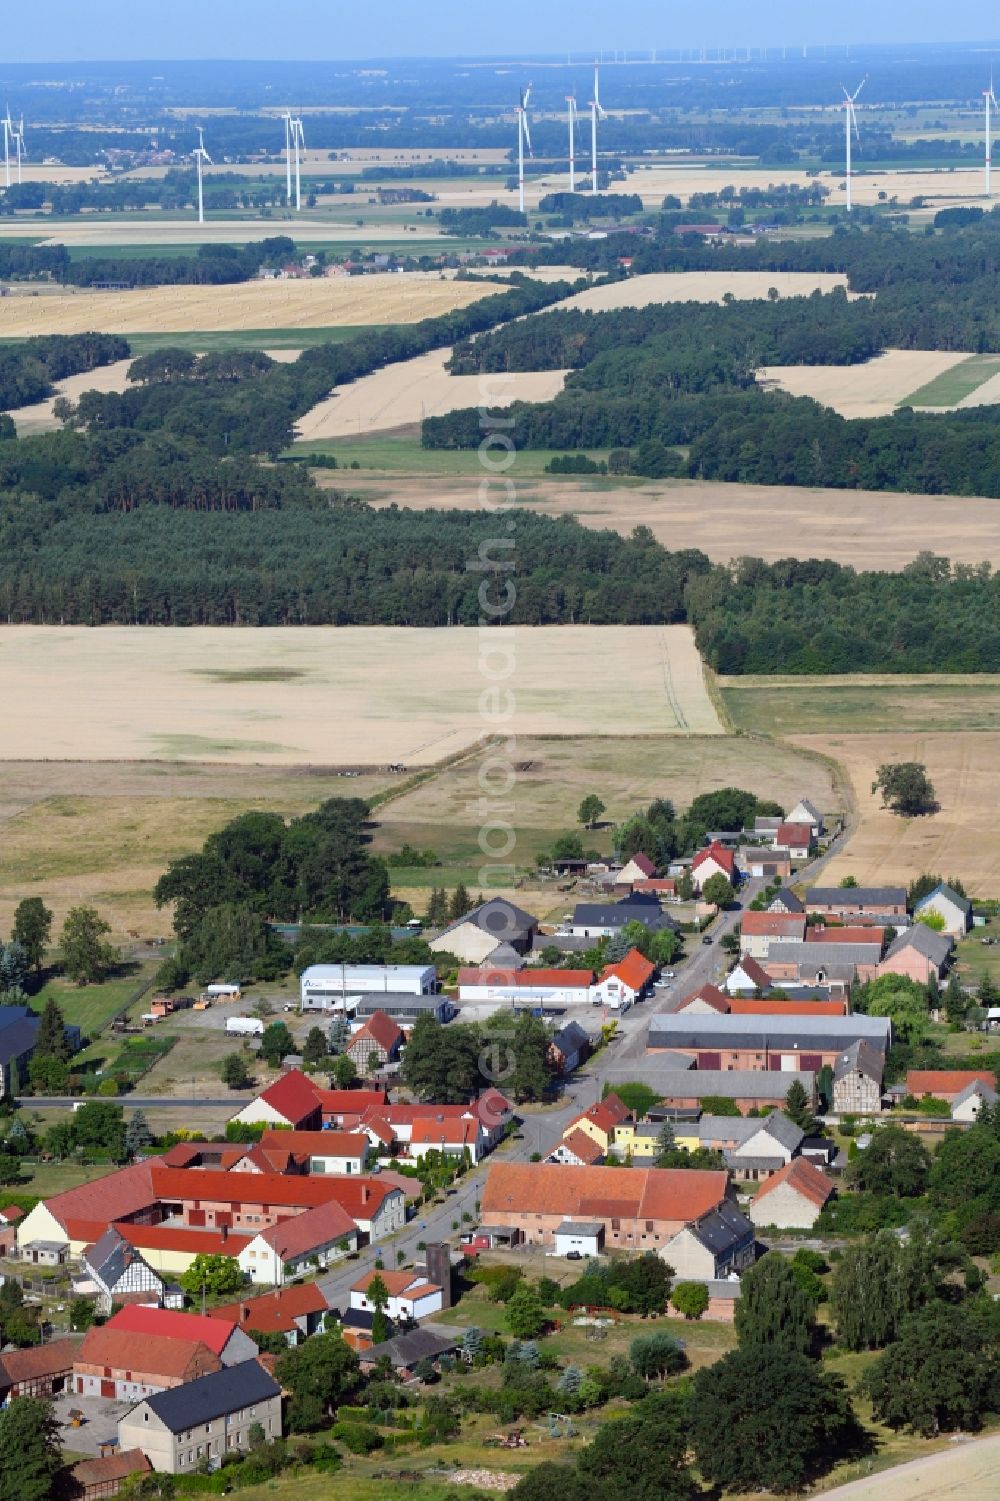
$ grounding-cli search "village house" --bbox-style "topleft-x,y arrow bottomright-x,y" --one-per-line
562,1093 -> 632,1156
690,842 -> 736,892
765,938 -> 882,987
912,883 -> 972,937
787,799 -> 824,836
238,1198 -> 361,1285
75,1319 -> 231,1403
545,1127 -> 607,1166
457,966 -> 593,1006
904,1069 -> 998,1112
767,888 -> 805,915
548,1020 -> 592,1074
832,1039 -> 884,1114
772,822 -> 814,860
676,982 -> 732,1013
346,1011 -> 405,1073
614,853 -> 657,889
724,956 -> 773,996
229,1070 -> 323,1131
675,1112 -> 804,1180
480,1162 -> 731,1252
739,910 -> 807,959
359,1327 -> 460,1379
408,1116 -> 485,1164
78,1226 -> 175,1315
952,1078 -> 999,1121
805,886 -> 907,920
257,1128 -> 371,1176
590,948 -> 657,1008
567,895 -> 677,940
208,1284 -> 328,1346
429,897 -> 538,963
749,1156 -> 835,1230
117,1360 -> 282,1475
661,1202 -> 756,1280
350,1269 -> 443,1322
878,925 -> 953,983
736,846 -> 793,881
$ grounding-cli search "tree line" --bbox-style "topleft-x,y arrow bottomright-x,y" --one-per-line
0,333 -> 129,413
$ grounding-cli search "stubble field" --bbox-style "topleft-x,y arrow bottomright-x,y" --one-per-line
757,349 -> 971,418
0,271 -> 488,336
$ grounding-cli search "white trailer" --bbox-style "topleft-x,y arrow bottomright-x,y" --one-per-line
226,1016 -> 264,1037
207,983 -> 242,1000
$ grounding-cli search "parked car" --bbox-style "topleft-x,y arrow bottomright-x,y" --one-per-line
566,1250 -> 583,1261
702,935 -> 714,946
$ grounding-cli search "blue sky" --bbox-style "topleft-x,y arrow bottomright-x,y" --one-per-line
1,2 -> 997,61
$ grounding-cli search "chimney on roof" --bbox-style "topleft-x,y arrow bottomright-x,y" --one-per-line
362,1186 -> 370,1204
221,1226 -> 228,1243
241,1304 -> 250,1321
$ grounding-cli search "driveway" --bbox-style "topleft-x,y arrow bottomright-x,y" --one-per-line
53,1388 -> 134,1456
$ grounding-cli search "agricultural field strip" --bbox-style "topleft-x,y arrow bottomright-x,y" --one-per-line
757,350 -> 970,419
901,353 -> 1000,408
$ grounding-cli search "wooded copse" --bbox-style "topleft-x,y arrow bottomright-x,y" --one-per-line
0,332 -> 129,412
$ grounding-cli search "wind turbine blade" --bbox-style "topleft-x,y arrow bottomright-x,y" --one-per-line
523,115 -> 532,155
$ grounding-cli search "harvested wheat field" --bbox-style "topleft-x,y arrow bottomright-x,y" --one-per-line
296,349 -> 568,440
0,625 -> 721,767
0,272 -> 489,338
790,731 -> 1000,892
758,349 -> 970,419
0,218 -> 452,247
363,476 -> 1000,572
818,1432 -> 1000,1501
12,358 -> 135,434
560,271 -> 849,312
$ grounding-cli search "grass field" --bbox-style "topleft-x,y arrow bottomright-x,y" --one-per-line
123,326 -> 382,354
758,350 -> 969,419
902,352 -> 1000,408
722,677 -> 1000,736
304,431 -> 597,476
30,963 -> 157,1037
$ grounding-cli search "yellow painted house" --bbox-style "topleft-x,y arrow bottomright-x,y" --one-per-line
565,1095 -> 632,1154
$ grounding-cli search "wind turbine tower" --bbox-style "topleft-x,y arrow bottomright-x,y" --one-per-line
516,85 -> 532,214
15,115 -> 24,184
2,107 -> 14,189
842,77 -> 865,213
985,78 -> 998,197
291,116 -> 306,210
194,127 -> 212,225
566,93 -> 578,191
282,111 -> 294,206
589,64 -> 607,195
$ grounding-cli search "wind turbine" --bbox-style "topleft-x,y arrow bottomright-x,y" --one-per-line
194,127 -> 212,225
14,115 -> 25,185
589,64 -> 607,195
291,116 -> 306,211
515,85 -> 532,215
282,111 -> 294,206
985,77 -> 998,197
841,77 -> 865,213
566,93 -> 579,191
2,106 -> 14,190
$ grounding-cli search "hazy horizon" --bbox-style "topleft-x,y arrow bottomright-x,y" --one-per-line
1,1 -> 998,63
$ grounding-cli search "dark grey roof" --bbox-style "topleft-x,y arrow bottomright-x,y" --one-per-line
916,883 -> 971,916
0,1016 -> 39,1066
833,1039 -> 884,1084
806,887 -> 906,907
554,1220 -> 604,1237
697,1112 -> 802,1153
85,1227 -> 158,1290
572,902 -> 676,932
0,1005 -> 33,1031
441,898 -> 537,942
552,1021 -> 590,1055
648,1012 -> 890,1051
653,1069 -> 816,1100
686,1202 -> 755,1257
768,889 -> 804,914
365,1327 -> 459,1367
141,1361 -> 279,1432
885,926 -> 953,965
767,940 -> 883,967
723,1152 -> 786,1172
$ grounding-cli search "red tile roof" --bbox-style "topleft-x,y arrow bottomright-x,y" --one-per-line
351,1270 -> 441,1298
315,1088 -> 389,1118
558,1128 -> 605,1165
106,1304 -> 237,1356
0,1205 -> 23,1223
150,1165 -> 371,1210
483,1163 -> 727,1225
259,1129 -> 369,1159
0,1338 -> 78,1387
633,879 -> 677,894
255,1198 -> 359,1259
410,1118 -> 480,1148
807,926 -> 885,945
347,1010 -> 404,1055
69,1450 -> 151,1490
75,1326 -> 222,1382
570,1094 -> 631,1137
598,948 -> 656,992
209,1283 -> 328,1334
44,1160 -> 156,1234
623,853 -> 656,877
740,912 -> 806,937
677,983 -> 731,1013
732,957 -> 772,987
905,1069 -> 998,1098
459,967 -> 593,989
729,998 -> 848,1017
115,1223 -> 251,1256
251,1070 -> 323,1127
692,842 -> 735,875
753,1156 -> 833,1210
775,822 -> 813,847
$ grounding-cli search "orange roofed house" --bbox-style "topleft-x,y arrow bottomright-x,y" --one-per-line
590,948 -> 657,1009
480,1161 -> 732,1253
346,1011 -> 405,1074
691,842 -> 736,893
72,1301 -> 259,1402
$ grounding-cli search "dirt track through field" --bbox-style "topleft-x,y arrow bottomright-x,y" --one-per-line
0,625 -> 721,765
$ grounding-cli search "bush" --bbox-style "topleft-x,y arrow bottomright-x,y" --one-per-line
331,1421 -> 384,1454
